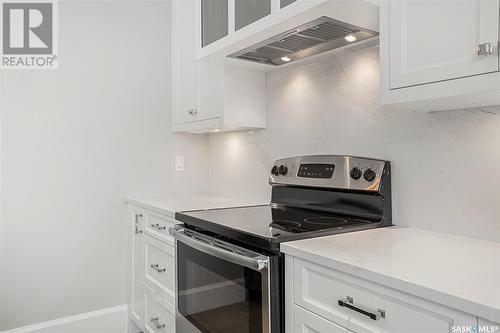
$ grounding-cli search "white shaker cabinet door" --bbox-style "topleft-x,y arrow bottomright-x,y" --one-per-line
389,0 -> 499,89
172,0 -> 199,124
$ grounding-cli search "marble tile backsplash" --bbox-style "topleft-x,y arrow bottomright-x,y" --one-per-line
208,41 -> 500,242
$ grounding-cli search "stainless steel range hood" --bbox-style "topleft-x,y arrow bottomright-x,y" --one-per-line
228,16 -> 378,66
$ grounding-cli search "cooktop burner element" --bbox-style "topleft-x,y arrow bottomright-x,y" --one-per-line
175,155 -> 392,252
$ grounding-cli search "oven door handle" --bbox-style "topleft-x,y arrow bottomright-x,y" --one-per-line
169,226 -> 269,271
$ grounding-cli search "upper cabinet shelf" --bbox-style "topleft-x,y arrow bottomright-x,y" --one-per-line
380,0 -> 500,111
196,0 -> 380,70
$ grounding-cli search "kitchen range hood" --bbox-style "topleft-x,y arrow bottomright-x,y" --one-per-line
228,16 -> 378,66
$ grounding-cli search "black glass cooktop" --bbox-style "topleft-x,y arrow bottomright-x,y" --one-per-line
175,205 -> 380,252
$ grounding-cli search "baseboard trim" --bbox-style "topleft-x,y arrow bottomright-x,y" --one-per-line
1,304 -> 127,333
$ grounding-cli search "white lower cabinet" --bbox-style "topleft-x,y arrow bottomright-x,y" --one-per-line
287,256 -> 477,333
127,203 -> 176,333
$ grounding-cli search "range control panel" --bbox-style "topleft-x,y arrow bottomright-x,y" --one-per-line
269,155 -> 389,192
297,164 -> 335,178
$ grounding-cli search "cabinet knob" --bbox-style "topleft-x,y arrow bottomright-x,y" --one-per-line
477,42 -> 493,55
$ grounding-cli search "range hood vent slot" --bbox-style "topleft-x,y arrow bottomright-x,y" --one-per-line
228,17 -> 378,66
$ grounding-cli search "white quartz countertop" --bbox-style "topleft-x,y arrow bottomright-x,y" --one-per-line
281,227 -> 500,322
125,194 -> 267,218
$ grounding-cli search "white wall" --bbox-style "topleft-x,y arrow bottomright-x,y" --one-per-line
208,41 -> 500,243
0,1 -> 208,330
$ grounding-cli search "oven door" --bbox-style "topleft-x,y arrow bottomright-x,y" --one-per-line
170,225 -> 270,333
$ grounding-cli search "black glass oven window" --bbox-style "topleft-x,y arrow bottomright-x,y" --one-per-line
297,164 -> 335,178
177,242 -> 263,333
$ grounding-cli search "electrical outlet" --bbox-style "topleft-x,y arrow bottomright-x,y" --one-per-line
175,156 -> 185,171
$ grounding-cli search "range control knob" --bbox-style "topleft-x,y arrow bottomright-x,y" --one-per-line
278,165 -> 288,176
350,167 -> 362,180
363,168 -> 376,182
271,166 -> 279,176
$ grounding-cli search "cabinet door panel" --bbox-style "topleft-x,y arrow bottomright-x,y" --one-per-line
201,0 -> 228,47
389,0 -> 499,89
293,258 -> 475,333
172,0 -> 198,124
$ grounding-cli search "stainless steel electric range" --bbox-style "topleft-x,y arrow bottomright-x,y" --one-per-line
170,155 -> 392,333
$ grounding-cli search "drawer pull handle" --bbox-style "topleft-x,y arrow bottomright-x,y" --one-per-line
150,264 -> 166,273
477,42 -> 493,55
151,223 -> 166,231
338,296 -> 385,321
151,317 -> 165,329
134,214 -> 143,234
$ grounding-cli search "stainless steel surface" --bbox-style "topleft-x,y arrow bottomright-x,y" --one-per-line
173,225 -> 271,333
134,213 -> 142,235
150,264 -> 166,273
169,225 -> 269,271
269,155 -> 387,192
477,42 -> 493,55
151,223 -> 166,231
228,16 -> 378,66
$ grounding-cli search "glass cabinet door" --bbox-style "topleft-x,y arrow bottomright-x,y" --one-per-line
235,0 -> 271,31
280,0 -> 296,9
201,0 -> 228,47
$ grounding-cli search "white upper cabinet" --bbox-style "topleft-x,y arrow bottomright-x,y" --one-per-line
171,0 -> 266,133
389,0 -> 499,89
172,0 -> 223,126
380,0 -> 500,111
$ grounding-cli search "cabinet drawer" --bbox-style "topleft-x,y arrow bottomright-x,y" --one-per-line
293,305 -> 351,333
144,234 -> 175,305
294,258 -> 475,333
144,212 -> 176,245
144,286 -> 175,333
